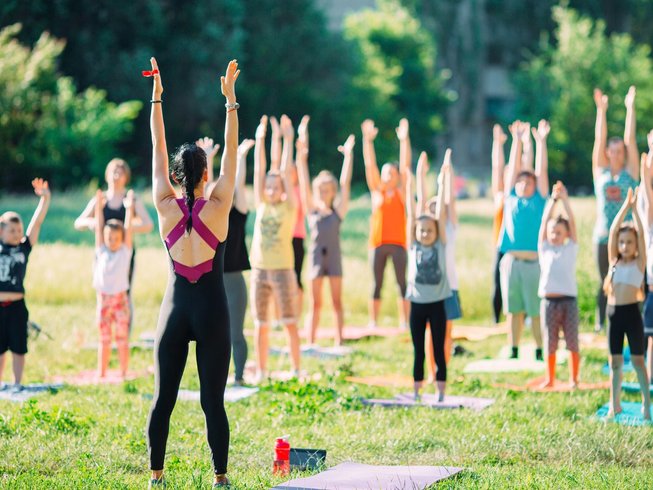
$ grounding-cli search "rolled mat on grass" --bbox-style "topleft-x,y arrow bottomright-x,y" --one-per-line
463,344 -> 568,374
51,368 -> 152,386
269,344 -> 354,359
0,383 -> 63,403
594,402 -> 653,426
451,323 -> 509,341
273,462 -> 462,489
362,393 -> 495,411
493,376 -> 610,392
622,381 -> 653,394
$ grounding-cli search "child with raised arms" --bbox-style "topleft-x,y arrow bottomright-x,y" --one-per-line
93,189 -> 134,380
537,181 -> 580,388
605,187 -> 650,419
406,150 -> 451,401
0,178 -> 50,391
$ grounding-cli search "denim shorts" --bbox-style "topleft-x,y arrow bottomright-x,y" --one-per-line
444,290 -> 462,321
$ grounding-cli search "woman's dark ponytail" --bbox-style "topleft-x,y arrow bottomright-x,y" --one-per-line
172,143 -> 207,233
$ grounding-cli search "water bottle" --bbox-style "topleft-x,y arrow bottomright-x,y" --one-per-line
273,436 -> 290,476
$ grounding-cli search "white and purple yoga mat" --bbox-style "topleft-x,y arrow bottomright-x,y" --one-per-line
273,462 -> 462,489
0,383 -> 63,403
362,393 -> 494,411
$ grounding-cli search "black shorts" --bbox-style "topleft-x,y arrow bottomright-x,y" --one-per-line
0,299 -> 29,355
292,237 -> 305,290
607,303 -> 645,356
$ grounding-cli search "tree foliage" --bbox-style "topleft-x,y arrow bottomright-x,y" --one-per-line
0,24 -> 141,190
344,0 -> 453,164
514,7 -> 653,187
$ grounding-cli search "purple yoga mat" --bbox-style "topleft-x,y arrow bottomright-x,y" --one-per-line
273,462 -> 462,489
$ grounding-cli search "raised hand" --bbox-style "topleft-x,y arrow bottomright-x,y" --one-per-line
256,115 -> 268,140
238,139 -> 255,156
361,119 -> 378,141
641,152 -> 649,182
396,118 -> 409,141
338,134 -> 355,155
270,116 -> 281,136
280,114 -> 294,140
493,124 -> 507,145
647,130 -> 653,151
32,178 -> 50,197
594,88 -> 608,111
220,59 -> 239,104
441,148 -> 453,171
196,137 -> 220,160
125,190 -> 135,209
416,151 -> 429,177
521,122 -> 532,144
297,115 -> 310,143
150,57 -> 163,99
509,120 -> 524,139
625,187 -> 635,207
625,85 -> 636,110
531,119 -> 551,141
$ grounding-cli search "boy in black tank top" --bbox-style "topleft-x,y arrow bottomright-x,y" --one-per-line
0,178 -> 51,390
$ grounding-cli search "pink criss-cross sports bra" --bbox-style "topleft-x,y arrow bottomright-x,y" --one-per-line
164,198 -> 220,283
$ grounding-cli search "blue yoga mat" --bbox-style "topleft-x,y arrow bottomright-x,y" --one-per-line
622,381 -> 653,395
595,402 -> 653,426
602,363 -> 634,375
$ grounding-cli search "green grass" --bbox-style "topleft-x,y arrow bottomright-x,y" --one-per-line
0,191 -> 651,489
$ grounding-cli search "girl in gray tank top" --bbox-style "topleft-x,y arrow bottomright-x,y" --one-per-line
295,122 -> 355,346
406,150 -> 452,402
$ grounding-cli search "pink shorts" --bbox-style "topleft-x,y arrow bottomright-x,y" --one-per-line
97,291 -> 129,345
250,268 -> 298,326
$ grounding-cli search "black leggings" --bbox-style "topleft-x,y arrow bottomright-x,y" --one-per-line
492,249 -> 504,323
410,301 -> 447,382
371,244 -> 407,299
596,243 -> 609,327
147,247 -> 231,474
607,303 -> 646,356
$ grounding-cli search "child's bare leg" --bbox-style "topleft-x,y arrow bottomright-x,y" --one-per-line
648,336 -> 653,383
398,298 -> 409,329
306,277 -> 323,345
328,277 -> 344,346
12,353 -> 25,385
530,315 -> 543,349
0,353 -> 6,384
369,299 -> 381,328
509,313 -> 523,356
608,354 -> 624,416
98,337 -> 111,378
254,323 -> 269,378
632,355 -> 651,420
284,322 -> 301,373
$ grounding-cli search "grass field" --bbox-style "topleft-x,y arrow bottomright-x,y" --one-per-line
0,190 -> 652,489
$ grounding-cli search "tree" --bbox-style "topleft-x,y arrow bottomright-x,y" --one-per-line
343,0 -> 454,165
514,6 -> 653,187
0,24 -> 141,189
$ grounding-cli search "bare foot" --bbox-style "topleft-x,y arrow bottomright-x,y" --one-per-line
643,405 -> 651,421
606,406 -> 622,418
538,379 -> 554,390
569,379 -> 579,390
437,391 -> 445,402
